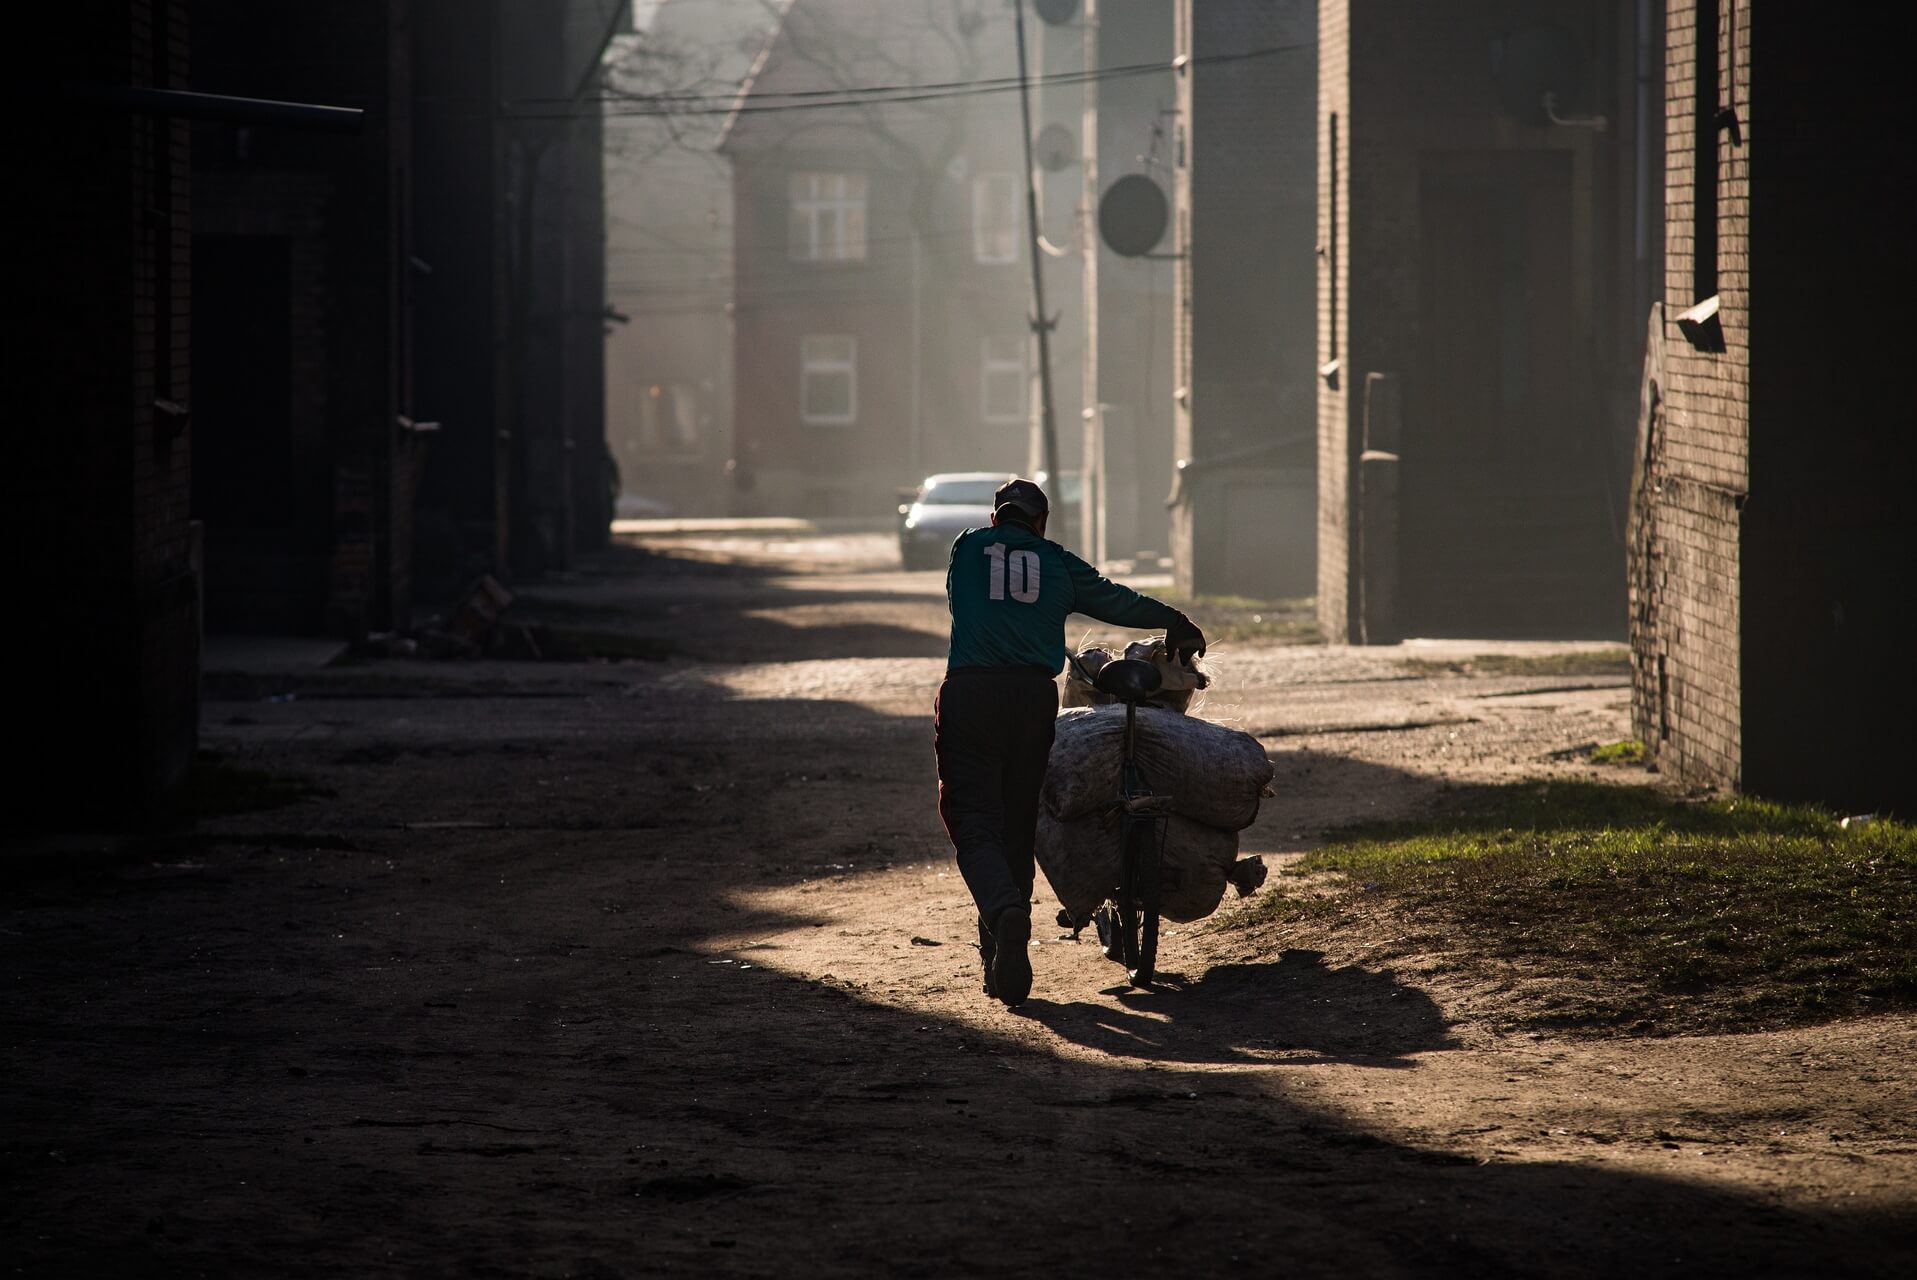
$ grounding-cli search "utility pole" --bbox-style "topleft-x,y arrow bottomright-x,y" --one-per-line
1013,0 -> 1061,487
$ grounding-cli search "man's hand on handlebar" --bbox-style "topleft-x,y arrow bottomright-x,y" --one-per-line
1166,614 -> 1207,665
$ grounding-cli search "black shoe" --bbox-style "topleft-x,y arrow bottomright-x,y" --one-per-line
991,907 -> 1032,1007
977,918 -> 998,998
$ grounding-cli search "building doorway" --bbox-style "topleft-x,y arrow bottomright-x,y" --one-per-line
192,234 -> 321,632
1402,150 -> 1618,637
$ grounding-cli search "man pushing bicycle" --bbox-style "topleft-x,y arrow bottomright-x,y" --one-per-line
935,477 -> 1205,1008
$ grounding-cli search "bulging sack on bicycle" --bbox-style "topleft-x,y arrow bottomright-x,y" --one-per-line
1042,705 -> 1275,832
1036,807 -> 1259,924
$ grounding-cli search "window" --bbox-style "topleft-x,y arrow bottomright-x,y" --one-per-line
980,335 -> 1028,424
800,336 -> 856,424
788,172 -> 867,262
972,172 -> 1020,264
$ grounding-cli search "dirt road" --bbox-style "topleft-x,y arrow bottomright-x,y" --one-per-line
6,531 -> 1913,1276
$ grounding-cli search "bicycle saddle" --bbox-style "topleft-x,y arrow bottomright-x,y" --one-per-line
1092,657 -> 1163,703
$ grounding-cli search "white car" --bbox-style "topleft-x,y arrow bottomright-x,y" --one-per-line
898,472 -> 1015,571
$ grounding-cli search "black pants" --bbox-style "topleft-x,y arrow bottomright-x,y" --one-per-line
934,666 -> 1059,928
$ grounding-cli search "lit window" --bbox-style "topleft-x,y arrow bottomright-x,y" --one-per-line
980,336 -> 1028,424
972,172 -> 1020,265
800,336 -> 857,424
788,172 -> 867,262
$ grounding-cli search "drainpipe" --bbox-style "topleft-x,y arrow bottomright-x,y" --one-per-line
1634,0 -> 1656,332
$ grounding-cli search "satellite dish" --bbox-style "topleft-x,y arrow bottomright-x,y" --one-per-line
1035,123 -> 1075,172
1098,174 -> 1168,257
1034,0 -> 1080,25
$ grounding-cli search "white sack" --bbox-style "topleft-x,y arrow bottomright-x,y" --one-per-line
1043,705 -> 1274,832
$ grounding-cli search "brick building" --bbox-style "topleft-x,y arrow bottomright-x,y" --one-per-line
191,0 -> 419,636
1317,0 -> 1655,642
720,0 -> 1067,518
603,0 -> 771,518
1630,2 -> 1916,811
1169,0 -> 1317,598
503,0 -> 621,573
19,0 -> 199,811
413,0 -> 622,584
15,1 -> 621,815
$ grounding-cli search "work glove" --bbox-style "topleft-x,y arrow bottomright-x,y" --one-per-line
1166,614 -> 1207,664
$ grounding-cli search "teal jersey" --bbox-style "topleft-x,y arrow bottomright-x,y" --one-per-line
944,524 -> 1184,673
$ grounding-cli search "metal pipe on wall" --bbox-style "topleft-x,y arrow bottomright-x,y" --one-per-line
1633,0 -> 1655,330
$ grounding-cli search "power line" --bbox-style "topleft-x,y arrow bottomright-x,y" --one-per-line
532,45 -> 1295,106
502,44 -> 1301,121
570,45 -> 1272,107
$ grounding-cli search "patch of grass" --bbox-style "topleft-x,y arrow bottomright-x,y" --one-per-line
1151,591 -> 1322,646
176,754 -> 329,820
1233,780 -> 1917,1035
1591,738 -> 1647,765
1398,649 -> 1630,678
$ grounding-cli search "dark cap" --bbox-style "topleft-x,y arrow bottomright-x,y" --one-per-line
993,477 -> 1050,524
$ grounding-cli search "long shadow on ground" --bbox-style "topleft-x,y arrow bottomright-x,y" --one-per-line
1020,948 -> 1452,1068
6,557 -> 1913,1278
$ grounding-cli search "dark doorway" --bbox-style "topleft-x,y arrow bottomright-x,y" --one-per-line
1401,151 -> 1620,637
192,235 -> 320,632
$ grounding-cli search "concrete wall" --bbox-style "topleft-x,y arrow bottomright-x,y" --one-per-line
1317,0 -> 1644,642
1741,5 -> 1916,812
1171,0 -> 1317,599
1083,0 -> 1175,564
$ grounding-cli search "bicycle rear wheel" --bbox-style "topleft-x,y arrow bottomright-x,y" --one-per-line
1131,826 -> 1160,987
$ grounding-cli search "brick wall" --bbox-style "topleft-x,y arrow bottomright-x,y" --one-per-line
18,0 -> 199,812
193,0 -> 414,636
1630,0 -> 1748,788
723,3 -> 1037,518
1636,3 -> 1917,810
727,155 -> 932,516
412,0 -> 511,585
134,0 -> 201,800
1315,0 -> 1353,638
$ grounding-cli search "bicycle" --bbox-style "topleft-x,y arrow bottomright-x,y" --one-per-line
1083,656 -> 1174,988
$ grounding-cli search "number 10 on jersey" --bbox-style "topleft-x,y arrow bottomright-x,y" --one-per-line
983,542 -> 1040,603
